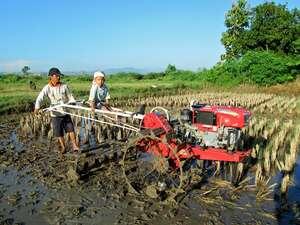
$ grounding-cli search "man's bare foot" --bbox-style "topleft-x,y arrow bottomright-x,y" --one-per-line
60,146 -> 66,154
72,144 -> 80,153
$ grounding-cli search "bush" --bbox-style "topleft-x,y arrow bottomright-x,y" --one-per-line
0,74 -> 25,83
64,75 -> 92,82
239,51 -> 296,85
163,70 -> 198,81
0,74 -> 46,83
143,72 -> 165,79
108,72 -> 143,81
200,51 -> 297,86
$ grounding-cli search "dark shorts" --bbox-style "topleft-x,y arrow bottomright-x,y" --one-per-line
51,115 -> 75,137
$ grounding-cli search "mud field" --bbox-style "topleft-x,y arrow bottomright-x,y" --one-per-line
0,114 -> 300,225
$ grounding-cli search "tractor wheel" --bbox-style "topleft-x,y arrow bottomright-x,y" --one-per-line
121,136 -> 187,202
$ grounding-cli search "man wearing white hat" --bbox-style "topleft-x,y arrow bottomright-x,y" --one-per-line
88,71 -> 111,110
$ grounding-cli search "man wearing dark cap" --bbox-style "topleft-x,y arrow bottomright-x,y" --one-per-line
34,67 -> 79,153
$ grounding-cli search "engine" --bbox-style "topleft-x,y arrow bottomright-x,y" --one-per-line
141,102 -> 251,152
179,102 -> 251,151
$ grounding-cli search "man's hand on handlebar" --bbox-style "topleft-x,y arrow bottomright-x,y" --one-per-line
34,108 -> 41,114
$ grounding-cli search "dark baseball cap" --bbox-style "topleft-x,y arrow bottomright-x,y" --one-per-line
48,67 -> 63,76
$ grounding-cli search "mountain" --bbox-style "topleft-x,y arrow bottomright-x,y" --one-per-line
0,67 -> 163,75
103,67 -> 155,75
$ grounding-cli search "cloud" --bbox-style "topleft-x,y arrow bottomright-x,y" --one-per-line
0,59 -> 33,72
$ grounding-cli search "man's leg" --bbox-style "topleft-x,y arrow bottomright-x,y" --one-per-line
63,115 -> 80,152
58,136 -> 66,154
69,131 -> 79,151
52,116 -> 65,154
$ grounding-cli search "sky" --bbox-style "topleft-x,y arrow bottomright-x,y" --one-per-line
0,0 -> 299,73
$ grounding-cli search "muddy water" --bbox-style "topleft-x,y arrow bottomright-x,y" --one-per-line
276,157 -> 300,224
1,116 -> 300,225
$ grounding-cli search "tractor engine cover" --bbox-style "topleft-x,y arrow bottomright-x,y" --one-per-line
181,102 -> 251,151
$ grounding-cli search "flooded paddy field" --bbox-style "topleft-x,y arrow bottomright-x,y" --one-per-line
1,92 -> 300,225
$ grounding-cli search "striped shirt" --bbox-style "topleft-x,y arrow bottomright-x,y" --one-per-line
35,83 -> 75,117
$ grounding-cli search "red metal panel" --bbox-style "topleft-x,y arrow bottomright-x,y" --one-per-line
190,147 -> 251,162
142,113 -> 173,133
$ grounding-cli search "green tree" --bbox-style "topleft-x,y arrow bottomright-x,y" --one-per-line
21,66 -> 30,75
293,38 -> 300,54
221,0 -> 250,60
165,64 -> 177,74
247,2 -> 300,54
291,8 -> 300,54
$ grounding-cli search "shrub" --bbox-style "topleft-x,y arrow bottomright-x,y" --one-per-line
108,72 -> 143,81
238,51 -> 296,85
200,51 -> 297,86
143,72 -> 165,79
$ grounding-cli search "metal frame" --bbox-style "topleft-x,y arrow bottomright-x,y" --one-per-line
44,103 -> 144,132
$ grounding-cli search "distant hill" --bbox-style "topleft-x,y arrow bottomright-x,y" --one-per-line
0,67 -> 163,76
66,67 -> 159,75
103,67 -> 157,75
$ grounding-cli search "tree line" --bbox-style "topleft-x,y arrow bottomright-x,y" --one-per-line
221,0 -> 299,59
